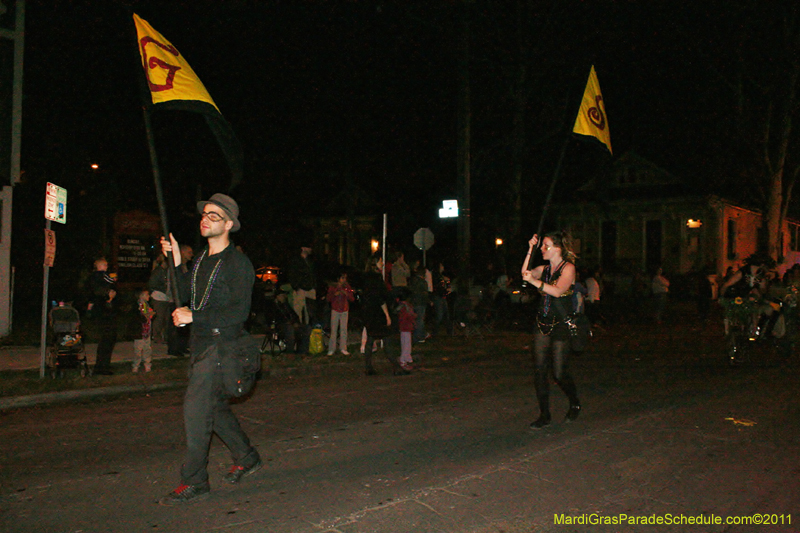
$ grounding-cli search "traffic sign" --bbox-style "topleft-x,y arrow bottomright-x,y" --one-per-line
44,229 -> 56,267
45,182 -> 67,224
414,227 -> 435,251
438,200 -> 458,218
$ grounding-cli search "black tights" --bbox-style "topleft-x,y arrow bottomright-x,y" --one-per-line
533,333 -> 579,414
364,334 -> 403,373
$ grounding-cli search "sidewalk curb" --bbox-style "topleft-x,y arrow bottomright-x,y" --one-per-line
0,381 -> 187,410
0,360 -> 362,410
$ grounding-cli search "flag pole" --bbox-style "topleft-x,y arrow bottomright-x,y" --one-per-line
536,65 -> 612,241
141,107 -> 182,306
535,135 -> 570,239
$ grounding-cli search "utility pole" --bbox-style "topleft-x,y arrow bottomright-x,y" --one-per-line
0,0 -> 25,336
456,0 -> 472,295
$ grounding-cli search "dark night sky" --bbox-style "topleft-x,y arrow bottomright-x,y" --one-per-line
8,0 -> 795,306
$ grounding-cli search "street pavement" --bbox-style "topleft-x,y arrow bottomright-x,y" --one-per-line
1,316 -> 798,533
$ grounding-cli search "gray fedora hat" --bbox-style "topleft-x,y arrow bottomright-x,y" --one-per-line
197,193 -> 241,232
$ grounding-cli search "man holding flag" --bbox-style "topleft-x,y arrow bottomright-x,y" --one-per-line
132,13 -> 257,505
158,194 -> 262,505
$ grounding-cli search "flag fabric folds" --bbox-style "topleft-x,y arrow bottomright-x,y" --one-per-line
133,13 -> 243,188
572,65 -> 612,155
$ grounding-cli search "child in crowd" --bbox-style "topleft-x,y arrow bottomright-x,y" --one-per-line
396,289 -> 417,370
327,272 -> 355,356
132,290 -> 156,373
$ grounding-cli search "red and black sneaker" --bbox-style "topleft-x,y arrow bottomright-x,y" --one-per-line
223,460 -> 263,484
159,482 -> 210,506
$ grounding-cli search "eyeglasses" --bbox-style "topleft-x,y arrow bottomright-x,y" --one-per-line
543,244 -> 554,250
201,211 -> 227,222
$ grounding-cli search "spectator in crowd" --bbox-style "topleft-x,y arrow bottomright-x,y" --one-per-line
409,262 -> 431,343
396,288 -> 417,371
390,250 -> 410,291
274,287 -> 307,354
432,261 -> 453,336
361,255 -> 408,376
287,241 -> 317,326
652,267 -> 670,324
326,271 -> 354,356
573,270 -> 588,315
148,255 -> 172,344
132,289 -> 155,373
87,256 -> 117,375
585,267 -> 602,326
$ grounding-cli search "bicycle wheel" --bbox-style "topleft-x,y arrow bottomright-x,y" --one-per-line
261,334 -> 279,355
261,329 -> 285,356
727,333 -> 741,366
727,319 -> 748,366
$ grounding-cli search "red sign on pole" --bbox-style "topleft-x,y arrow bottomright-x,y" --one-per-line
44,228 -> 55,267
45,182 -> 67,224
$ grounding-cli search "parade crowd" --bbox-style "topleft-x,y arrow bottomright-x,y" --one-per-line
56,193 -> 799,505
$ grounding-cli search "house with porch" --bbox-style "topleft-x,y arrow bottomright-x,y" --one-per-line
549,152 -> 800,296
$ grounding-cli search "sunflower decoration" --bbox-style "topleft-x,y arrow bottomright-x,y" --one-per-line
720,295 -> 756,323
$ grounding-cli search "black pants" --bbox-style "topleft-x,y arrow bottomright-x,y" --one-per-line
533,333 -> 579,413
94,319 -> 117,371
363,334 -> 403,373
181,344 -> 260,486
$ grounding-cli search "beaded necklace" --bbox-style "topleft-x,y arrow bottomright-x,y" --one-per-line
541,260 -> 566,316
191,248 -> 225,311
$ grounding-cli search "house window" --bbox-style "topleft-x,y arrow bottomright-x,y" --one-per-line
727,219 -> 737,260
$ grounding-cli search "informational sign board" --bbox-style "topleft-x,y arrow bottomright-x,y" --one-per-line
112,210 -> 162,285
44,228 -> 55,267
45,182 -> 67,224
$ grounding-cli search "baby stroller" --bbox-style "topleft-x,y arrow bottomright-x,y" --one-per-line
47,304 -> 88,378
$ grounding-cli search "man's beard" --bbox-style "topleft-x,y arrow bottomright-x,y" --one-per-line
200,225 -> 225,239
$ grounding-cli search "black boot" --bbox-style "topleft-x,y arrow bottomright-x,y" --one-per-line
530,395 -> 551,429
557,372 -> 581,422
565,402 -> 581,422
364,350 -> 377,376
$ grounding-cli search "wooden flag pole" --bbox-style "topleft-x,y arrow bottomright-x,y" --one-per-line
535,135 -> 571,239
141,107 -> 182,307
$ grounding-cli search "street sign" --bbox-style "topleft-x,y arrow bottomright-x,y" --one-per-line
45,182 -> 67,224
44,228 -> 55,267
438,199 -> 458,218
414,227 -> 435,251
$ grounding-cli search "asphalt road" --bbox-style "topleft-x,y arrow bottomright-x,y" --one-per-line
1,318 -> 798,533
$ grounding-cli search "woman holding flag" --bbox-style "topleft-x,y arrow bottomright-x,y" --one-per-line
521,231 -> 582,429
